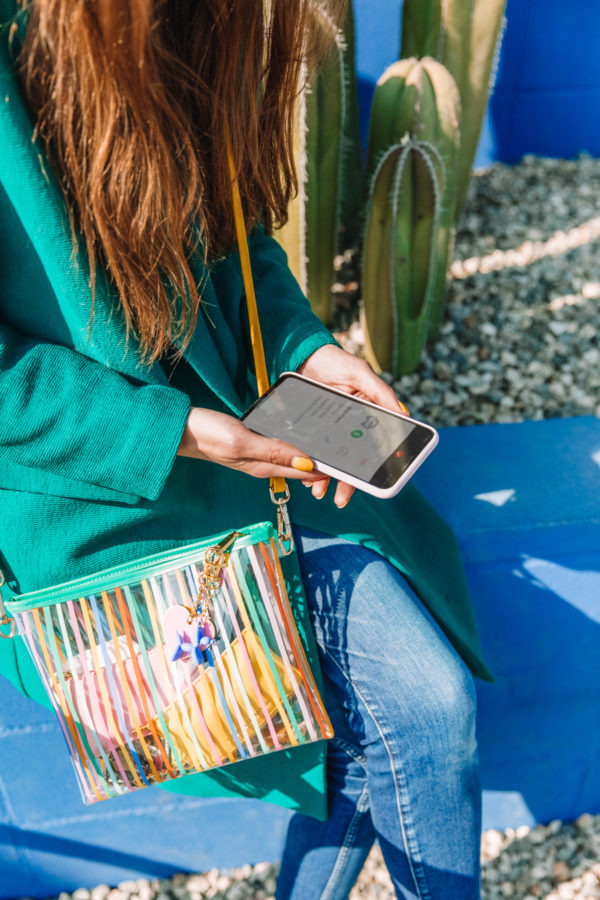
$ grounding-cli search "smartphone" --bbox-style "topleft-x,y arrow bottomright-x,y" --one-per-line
241,371 -> 438,499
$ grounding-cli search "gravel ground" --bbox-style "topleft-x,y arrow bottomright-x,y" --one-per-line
17,155 -> 600,900
33,812 -> 600,900
334,154 -> 600,427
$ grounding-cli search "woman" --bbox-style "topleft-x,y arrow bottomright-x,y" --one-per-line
0,1 -> 493,897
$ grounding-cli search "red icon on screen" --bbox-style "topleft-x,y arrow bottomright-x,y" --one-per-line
394,450 -> 404,458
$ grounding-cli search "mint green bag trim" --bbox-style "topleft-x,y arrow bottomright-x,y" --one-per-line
123,584 -> 187,778
8,522 -> 274,611
229,552 -> 305,745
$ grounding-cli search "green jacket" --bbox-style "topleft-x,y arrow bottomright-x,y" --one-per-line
0,4 -> 493,822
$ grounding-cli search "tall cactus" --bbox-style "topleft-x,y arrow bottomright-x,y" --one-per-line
362,58 -> 460,375
274,2 -> 363,324
401,0 -> 507,219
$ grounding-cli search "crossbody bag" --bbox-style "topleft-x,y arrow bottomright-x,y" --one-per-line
0,142 -> 334,805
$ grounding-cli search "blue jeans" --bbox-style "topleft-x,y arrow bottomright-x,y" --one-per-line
276,527 -> 482,900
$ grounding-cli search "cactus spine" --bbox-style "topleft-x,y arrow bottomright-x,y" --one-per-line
362,59 -> 460,375
401,0 -> 507,219
274,2 -> 362,324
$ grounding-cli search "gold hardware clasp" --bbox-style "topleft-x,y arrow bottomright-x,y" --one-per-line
270,486 -> 294,556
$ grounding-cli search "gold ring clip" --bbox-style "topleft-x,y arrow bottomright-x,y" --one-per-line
270,486 -> 294,556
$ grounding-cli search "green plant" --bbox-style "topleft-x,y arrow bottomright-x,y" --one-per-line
274,2 -> 362,324
362,58 -> 460,375
401,0 -> 507,218
277,0 -> 505,375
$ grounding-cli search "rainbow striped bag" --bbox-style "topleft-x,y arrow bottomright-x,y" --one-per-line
0,522 -> 333,803
0,140 -> 334,803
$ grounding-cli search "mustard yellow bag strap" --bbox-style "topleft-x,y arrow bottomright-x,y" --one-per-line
226,137 -> 293,555
226,141 -> 270,400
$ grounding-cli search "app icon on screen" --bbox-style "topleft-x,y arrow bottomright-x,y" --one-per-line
361,415 -> 378,430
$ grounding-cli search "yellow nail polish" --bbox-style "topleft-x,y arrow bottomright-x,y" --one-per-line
292,456 -> 314,473
398,401 -> 410,416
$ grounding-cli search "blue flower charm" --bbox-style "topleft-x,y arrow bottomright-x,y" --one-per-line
163,605 -> 216,665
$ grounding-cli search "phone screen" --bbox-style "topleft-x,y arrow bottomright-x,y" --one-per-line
242,375 -> 433,487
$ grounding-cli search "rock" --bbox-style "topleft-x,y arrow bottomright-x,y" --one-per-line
553,861 -> 572,882
481,322 -> 498,338
469,378 -> 493,396
434,360 -> 453,381
443,391 -> 462,407
137,889 -> 154,900
184,878 -> 209,894
91,888 -> 111,900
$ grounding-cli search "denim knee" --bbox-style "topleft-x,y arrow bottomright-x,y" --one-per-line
415,650 -> 478,765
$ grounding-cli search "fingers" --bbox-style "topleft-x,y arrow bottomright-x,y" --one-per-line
333,480 -> 354,508
299,346 -> 409,415
311,475 -> 330,499
239,429 -> 322,481
301,474 -> 354,508
349,359 -> 407,414
323,353 -> 407,416
301,474 -> 329,496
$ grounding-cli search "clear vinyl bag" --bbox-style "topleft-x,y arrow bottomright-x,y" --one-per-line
1,522 -> 333,803
0,139 -> 333,803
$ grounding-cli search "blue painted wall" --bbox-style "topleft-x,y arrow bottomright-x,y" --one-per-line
353,0 -> 403,151
354,0 -> 600,164
490,0 -> 600,162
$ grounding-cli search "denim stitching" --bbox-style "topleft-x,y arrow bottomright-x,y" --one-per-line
326,653 -> 431,900
320,781 -> 370,900
330,734 -> 368,769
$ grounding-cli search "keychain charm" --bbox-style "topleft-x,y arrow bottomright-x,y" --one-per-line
162,532 -> 239,665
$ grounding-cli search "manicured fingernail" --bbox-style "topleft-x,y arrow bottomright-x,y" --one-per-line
313,487 -> 326,499
335,498 -> 350,509
292,456 -> 314,472
398,401 -> 410,415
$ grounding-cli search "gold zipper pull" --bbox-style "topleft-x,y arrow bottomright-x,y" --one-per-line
193,531 -> 242,625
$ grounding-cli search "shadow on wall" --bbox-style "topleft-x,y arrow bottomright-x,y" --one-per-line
412,418 -> 600,830
472,550 -> 600,828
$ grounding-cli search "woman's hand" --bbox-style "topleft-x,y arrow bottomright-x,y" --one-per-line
297,344 -> 409,508
177,407 -> 323,482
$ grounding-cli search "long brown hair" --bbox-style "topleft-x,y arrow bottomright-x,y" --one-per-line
16,0 -> 343,364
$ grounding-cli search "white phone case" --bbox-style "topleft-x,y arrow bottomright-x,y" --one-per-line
267,372 -> 439,499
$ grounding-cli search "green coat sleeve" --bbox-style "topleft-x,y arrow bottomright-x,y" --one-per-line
248,224 -> 340,380
0,320 -> 191,502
